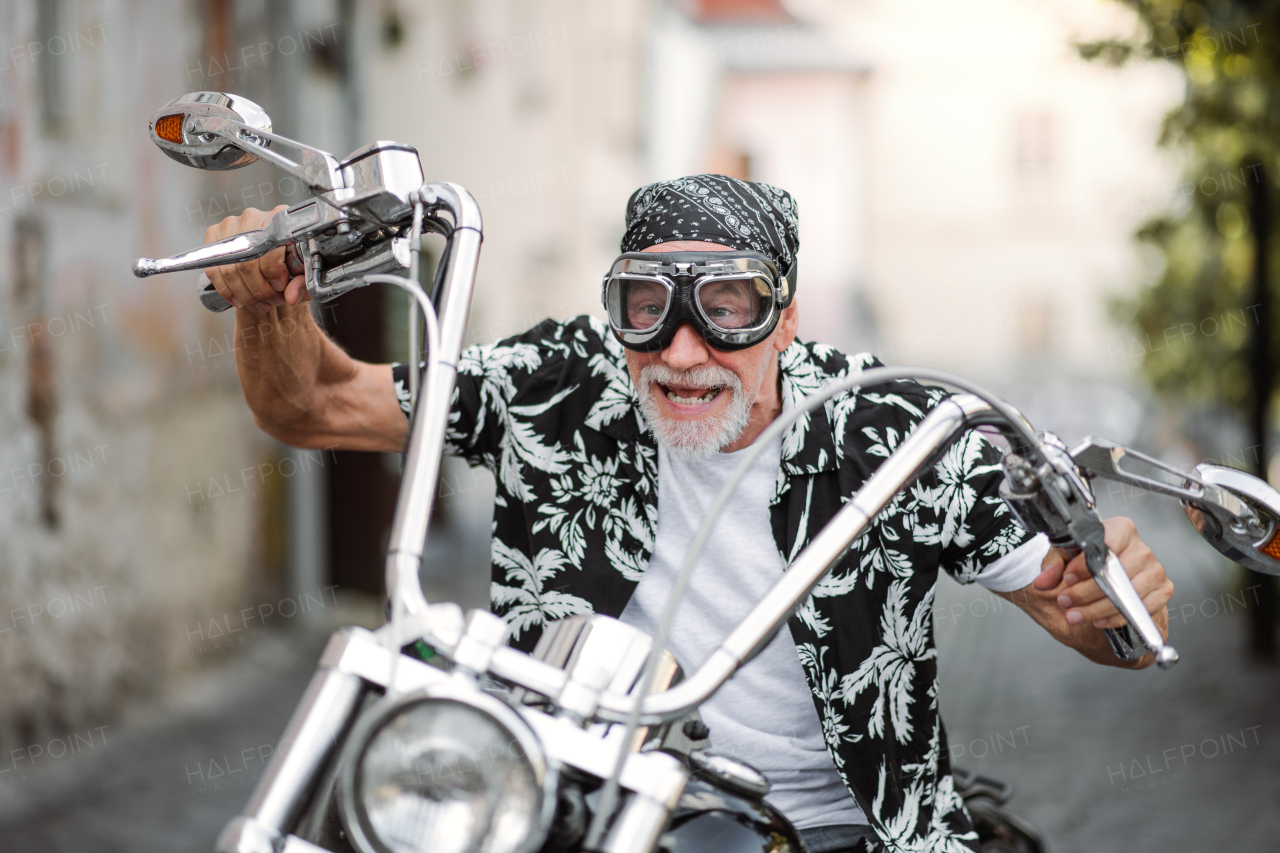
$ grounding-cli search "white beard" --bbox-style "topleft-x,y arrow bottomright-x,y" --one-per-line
636,364 -> 752,461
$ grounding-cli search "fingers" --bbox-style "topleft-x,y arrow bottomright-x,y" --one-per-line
257,246 -> 291,296
1101,515 -> 1140,556
213,253 -> 283,313
1053,516 -> 1173,627
284,274 -> 310,306
1062,561 -> 1174,626
1090,577 -> 1175,630
202,206 -> 289,313
1032,547 -> 1067,591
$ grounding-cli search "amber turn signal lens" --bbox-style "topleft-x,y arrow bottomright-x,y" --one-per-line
1260,530 -> 1280,562
154,114 -> 184,144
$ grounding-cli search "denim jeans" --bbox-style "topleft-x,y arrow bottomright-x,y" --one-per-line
799,823 -> 881,853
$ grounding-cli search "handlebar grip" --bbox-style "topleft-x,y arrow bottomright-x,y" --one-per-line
197,273 -> 233,313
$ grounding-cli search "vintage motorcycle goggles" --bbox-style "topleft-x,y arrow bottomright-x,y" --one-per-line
601,251 -> 795,352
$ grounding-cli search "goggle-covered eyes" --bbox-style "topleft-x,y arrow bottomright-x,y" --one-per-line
609,276 -> 773,333
602,252 -> 784,352
616,279 -> 668,331
696,276 -> 772,330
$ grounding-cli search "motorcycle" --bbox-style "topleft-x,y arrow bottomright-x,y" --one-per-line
133,91 -> 1280,853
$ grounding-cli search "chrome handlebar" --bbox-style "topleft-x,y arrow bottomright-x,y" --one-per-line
598,392 -> 1001,724
599,392 -> 1280,722
130,88 -> 486,645
414,383 -> 1280,725
999,434 -> 1177,667
383,182 -> 483,619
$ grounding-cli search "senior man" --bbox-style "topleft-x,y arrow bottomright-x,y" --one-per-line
205,175 -> 1173,853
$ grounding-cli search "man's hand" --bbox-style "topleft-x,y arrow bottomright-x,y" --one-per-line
204,204 -> 310,313
200,207 -> 406,453
997,517 -> 1174,668
1034,517 -> 1175,629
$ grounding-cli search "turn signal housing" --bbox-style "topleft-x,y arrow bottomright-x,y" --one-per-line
153,114 -> 184,144
1259,530 -> 1280,562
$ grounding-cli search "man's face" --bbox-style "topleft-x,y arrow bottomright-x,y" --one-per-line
624,240 -> 799,459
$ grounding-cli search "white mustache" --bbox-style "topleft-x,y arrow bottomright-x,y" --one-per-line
639,364 -> 741,393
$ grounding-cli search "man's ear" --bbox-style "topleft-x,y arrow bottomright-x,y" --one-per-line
773,298 -> 799,353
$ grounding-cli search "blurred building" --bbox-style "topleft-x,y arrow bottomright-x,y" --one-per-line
0,0 -> 368,762
366,0 -> 653,338
370,0 -> 1183,378
646,0 -> 874,351
812,0 -> 1185,381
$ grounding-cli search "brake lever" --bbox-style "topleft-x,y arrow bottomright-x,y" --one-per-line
1000,434 -> 1179,669
1056,543 -> 1169,663
133,202 -> 323,279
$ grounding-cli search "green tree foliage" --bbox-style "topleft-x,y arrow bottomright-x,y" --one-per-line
1081,2 -> 1280,412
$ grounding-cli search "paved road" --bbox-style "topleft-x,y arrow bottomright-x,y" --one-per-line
0,492 -> 1276,852
0,629 -> 326,853
935,488 -> 1280,852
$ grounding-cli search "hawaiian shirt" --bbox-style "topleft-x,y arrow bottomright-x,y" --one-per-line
392,316 -> 1032,853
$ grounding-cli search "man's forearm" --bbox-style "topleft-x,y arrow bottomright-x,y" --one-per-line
232,301 -> 407,452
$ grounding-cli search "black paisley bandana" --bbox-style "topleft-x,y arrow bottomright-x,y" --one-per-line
621,174 -> 800,283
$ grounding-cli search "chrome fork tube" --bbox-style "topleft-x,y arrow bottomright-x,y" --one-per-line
596,395 -> 992,725
384,182 -> 483,617
239,655 -> 366,835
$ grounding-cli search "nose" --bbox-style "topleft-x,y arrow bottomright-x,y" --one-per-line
661,323 -> 711,371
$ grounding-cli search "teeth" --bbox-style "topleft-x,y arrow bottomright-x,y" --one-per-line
665,388 -> 719,405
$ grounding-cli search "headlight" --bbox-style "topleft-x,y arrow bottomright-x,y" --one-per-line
338,684 -> 554,853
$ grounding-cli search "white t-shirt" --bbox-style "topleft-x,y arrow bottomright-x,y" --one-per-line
619,433 -> 1047,830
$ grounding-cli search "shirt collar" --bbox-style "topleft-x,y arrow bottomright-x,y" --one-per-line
585,333 -> 649,442
777,342 -> 841,475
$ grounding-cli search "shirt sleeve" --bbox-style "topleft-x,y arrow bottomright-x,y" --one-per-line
930,428 -> 1037,586
390,318 -> 582,471
390,361 -> 417,419
974,533 -> 1049,592
391,344 -> 496,470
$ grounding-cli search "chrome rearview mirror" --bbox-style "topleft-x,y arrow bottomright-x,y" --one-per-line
1185,464 -> 1280,576
147,91 -> 343,193
147,91 -> 272,171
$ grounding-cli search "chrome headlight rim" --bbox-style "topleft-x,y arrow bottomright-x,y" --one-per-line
336,682 -> 555,853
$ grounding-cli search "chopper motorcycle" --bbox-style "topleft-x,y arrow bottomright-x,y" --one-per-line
133,92 -> 1280,853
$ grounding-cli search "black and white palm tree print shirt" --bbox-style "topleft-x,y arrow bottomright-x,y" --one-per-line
392,316 -> 1032,853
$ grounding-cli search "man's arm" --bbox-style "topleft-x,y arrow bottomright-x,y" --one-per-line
204,207 -> 407,452
996,516 -> 1174,669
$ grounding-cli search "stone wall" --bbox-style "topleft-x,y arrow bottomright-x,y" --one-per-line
0,0 -> 346,762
